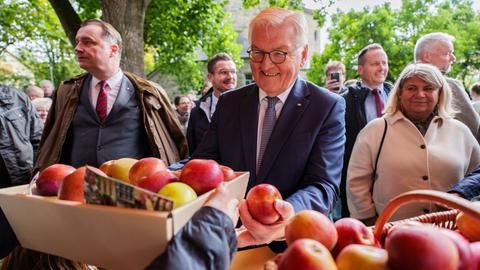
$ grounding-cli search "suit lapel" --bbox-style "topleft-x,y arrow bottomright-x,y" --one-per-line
239,85 -> 260,177
106,75 -> 136,122
257,79 -> 310,181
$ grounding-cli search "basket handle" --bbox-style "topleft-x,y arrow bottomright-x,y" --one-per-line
373,189 -> 480,240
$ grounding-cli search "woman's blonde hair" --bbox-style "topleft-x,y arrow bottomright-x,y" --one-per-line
384,63 -> 456,118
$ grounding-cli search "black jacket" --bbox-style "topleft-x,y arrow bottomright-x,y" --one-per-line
187,89 -> 214,155
340,81 -> 392,217
146,206 -> 237,270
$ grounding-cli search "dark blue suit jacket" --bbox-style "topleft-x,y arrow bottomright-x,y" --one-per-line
192,78 -> 346,214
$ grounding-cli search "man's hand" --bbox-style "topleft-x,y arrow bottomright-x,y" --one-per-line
204,183 -> 240,225
325,79 -> 341,92
236,199 -> 295,248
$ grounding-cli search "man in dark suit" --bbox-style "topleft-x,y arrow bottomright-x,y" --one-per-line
193,7 -> 346,247
339,44 -> 391,219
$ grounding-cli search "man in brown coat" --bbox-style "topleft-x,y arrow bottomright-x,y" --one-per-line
35,19 -> 187,171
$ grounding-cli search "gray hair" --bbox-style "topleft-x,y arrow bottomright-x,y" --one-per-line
384,63 -> 456,119
25,85 -> 43,95
39,80 -> 53,89
31,97 -> 52,109
80,19 -> 123,55
248,7 -> 308,50
414,32 -> 455,62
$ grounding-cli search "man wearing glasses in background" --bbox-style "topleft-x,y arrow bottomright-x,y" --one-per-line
187,53 -> 237,155
192,7 -> 345,249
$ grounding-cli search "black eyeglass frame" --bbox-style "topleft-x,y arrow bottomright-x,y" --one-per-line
246,48 -> 290,64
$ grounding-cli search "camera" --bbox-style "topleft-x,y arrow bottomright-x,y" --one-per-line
330,72 -> 340,82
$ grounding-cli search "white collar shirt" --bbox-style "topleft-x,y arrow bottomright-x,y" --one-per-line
90,69 -> 123,115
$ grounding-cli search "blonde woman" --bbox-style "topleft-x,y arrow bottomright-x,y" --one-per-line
347,63 -> 480,223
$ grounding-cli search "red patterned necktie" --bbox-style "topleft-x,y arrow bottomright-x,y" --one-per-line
96,81 -> 108,122
372,88 -> 384,117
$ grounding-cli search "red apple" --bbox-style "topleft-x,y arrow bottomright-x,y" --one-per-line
58,166 -> 107,202
336,244 -> 389,270
439,229 -> 476,270
277,239 -> 337,270
36,164 -> 76,196
285,210 -> 338,251
128,157 -> 167,186
220,165 -> 236,181
385,225 -> 459,270
470,242 -> 480,270
332,217 -> 377,258
99,160 -> 114,174
137,170 -> 178,193
246,183 -> 283,225
179,159 -> 224,195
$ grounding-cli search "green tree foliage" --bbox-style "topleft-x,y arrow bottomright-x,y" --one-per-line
0,0 -> 241,93
0,0 -> 81,89
144,0 -> 241,92
307,0 -> 480,88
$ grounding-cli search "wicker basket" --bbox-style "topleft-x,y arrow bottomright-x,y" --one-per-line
372,189 -> 480,243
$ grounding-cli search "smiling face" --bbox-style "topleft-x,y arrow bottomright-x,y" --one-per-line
207,60 -> 237,95
358,49 -> 388,89
74,24 -> 120,79
399,76 -> 439,122
249,23 -> 308,97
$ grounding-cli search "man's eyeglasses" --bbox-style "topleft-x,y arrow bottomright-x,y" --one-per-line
247,49 -> 289,64
217,70 -> 237,76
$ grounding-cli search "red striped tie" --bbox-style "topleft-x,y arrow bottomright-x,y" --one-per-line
96,81 -> 108,122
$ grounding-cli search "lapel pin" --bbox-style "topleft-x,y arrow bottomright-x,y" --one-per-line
296,103 -> 302,107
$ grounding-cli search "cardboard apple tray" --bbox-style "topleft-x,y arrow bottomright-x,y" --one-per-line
0,172 -> 249,270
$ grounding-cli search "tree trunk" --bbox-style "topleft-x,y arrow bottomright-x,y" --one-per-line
102,0 -> 150,77
48,0 -> 82,46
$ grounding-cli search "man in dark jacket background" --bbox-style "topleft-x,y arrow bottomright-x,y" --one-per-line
187,53 -> 237,155
0,84 -> 43,188
339,43 -> 391,218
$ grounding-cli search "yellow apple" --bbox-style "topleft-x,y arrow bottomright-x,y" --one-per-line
336,244 -> 389,270
158,182 -> 197,209
105,158 -> 137,183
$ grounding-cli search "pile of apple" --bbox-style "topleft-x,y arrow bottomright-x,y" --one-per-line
266,205 -> 480,270
35,158 -> 237,209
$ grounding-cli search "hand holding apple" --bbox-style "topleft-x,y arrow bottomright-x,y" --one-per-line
204,183 -> 240,225
237,199 -> 294,248
246,184 -> 283,225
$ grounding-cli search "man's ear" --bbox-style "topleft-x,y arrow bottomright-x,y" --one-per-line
300,44 -> 309,67
207,73 -> 213,82
423,52 -> 431,63
111,43 -> 120,57
357,64 -> 363,77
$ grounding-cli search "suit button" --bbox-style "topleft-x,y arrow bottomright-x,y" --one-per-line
422,175 -> 428,181
420,144 -> 426,149
97,146 -> 102,151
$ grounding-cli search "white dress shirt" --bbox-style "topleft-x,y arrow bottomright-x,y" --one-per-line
90,70 -> 123,115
